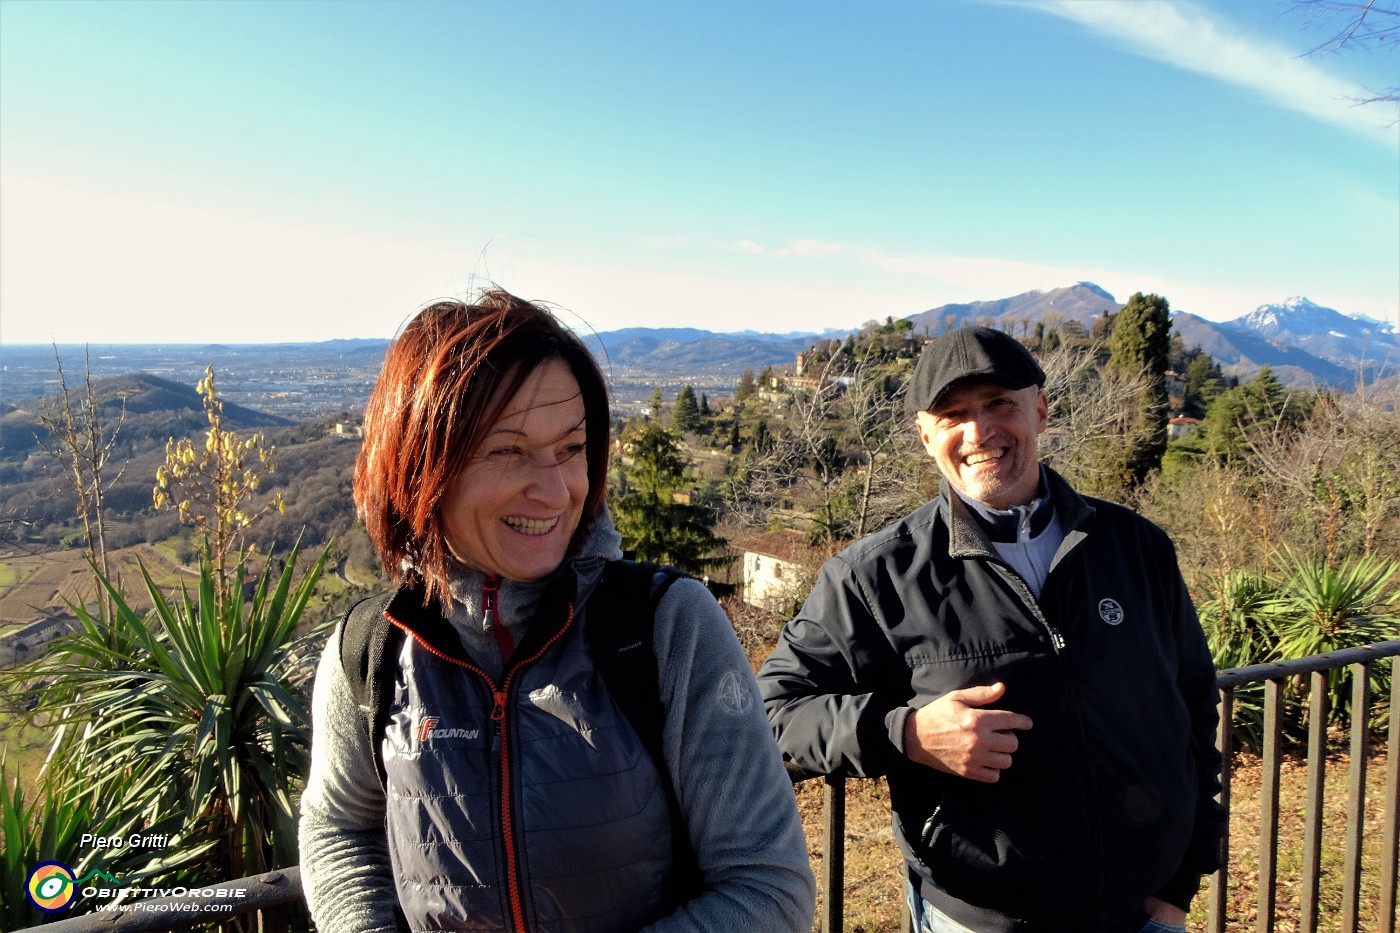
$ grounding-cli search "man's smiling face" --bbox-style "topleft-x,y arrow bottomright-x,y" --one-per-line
914,380 -> 1048,510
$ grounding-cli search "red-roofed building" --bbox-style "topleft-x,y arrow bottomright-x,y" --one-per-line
737,529 -> 811,614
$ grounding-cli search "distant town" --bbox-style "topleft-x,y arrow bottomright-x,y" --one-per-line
0,339 -> 740,420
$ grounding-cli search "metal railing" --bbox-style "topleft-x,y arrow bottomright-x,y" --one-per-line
17,642 -> 1400,933
794,640 -> 1400,933
1209,641 -> 1400,933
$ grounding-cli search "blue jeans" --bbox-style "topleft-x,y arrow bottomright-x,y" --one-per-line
906,887 -> 977,933
907,885 -> 1188,933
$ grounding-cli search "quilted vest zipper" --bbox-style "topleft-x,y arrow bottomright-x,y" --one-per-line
388,600 -> 576,933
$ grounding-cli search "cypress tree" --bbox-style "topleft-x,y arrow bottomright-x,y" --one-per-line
1107,292 -> 1172,492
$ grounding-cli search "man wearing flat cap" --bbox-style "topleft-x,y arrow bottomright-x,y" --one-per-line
758,327 -> 1224,932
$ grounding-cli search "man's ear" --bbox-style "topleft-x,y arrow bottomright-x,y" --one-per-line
913,411 -> 936,452
1034,390 -> 1049,434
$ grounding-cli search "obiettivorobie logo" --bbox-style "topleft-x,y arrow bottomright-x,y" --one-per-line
23,860 -> 252,916
25,862 -> 121,913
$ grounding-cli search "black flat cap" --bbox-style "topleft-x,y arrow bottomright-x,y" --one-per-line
905,326 -> 1045,413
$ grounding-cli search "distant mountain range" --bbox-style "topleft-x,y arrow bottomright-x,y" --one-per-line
0,372 -> 295,461
904,282 -> 1122,333
591,283 -> 1397,389
582,327 -> 819,376
5,288 -> 1390,403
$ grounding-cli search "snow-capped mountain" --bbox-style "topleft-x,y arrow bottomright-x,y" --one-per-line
1223,298 -> 1398,383
904,286 -> 1395,388
1234,297 -> 1394,342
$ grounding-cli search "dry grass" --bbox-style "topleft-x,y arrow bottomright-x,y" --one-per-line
793,748 -> 1396,932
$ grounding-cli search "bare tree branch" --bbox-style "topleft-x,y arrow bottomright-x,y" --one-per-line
34,346 -> 127,594
1291,0 -> 1399,104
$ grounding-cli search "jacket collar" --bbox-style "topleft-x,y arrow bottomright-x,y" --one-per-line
391,510 -> 624,668
942,465 -> 1093,561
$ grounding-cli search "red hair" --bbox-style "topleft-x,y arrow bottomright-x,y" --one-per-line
354,290 -> 610,605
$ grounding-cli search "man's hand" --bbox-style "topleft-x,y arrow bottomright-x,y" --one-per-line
903,682 -> 1033,783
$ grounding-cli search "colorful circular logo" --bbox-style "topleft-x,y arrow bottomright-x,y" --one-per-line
26,861 -> 77,913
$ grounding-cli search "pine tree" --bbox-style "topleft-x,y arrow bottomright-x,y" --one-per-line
699,392 -> 711,416
673,384 -> 701,434
1183,352 -> 1223,418
1199,367 -> 1313,464
611,423 -> 727,576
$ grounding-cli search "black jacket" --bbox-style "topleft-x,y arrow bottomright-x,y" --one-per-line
758,468 -> 1224,933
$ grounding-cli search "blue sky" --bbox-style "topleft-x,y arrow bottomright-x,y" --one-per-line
1,0 -> 1396,345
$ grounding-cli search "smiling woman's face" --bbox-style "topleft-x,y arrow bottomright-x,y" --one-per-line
439,358 -> 590,582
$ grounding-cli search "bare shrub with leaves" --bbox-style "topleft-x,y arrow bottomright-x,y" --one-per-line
1037,340 -> 1154,501
34,345 -> 127,590
729,349 -> 927,543
1245,382 -> 1400,563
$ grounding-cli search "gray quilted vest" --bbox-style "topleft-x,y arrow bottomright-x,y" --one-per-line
382,595 -> 673,932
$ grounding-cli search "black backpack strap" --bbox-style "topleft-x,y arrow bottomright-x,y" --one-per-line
337,591 -> 401,790
586,560 -> 703,909
335,590 -> 411,933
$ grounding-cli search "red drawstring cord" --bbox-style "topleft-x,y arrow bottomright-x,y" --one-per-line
483,575 -> 515,665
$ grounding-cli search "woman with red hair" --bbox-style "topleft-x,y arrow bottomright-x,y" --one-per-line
299,290 -> 813,932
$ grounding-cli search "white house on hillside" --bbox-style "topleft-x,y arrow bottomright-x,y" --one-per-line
737,529 -> 810,615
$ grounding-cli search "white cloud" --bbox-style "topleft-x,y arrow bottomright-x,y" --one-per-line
1030,0 -> 1397,146
731,239 -> 846,259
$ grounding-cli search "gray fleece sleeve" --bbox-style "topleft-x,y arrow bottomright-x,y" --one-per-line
298,629 -> 401,933
641,578 -> 816,933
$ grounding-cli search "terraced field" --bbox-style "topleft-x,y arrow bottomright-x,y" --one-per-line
0,544 -> 192,632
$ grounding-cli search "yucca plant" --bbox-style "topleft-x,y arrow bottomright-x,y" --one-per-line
25,543 -> 329,892
0,753 -> 186,926
1270,549 -> 1399,731
1,755 -> 97,930
1197,569 -> 1288,751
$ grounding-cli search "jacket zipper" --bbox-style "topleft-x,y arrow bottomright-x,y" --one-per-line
1026,561 -> 1107,908
388,599 -> 576,933
993,561 -> 1067,653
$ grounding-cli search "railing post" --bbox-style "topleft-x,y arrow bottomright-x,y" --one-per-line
822,772 -> 845,933
1256,678 -> 1283,933
1209,685 -> 1233,933
1381,656 -> 1399,933
1340,661 -> 1371,932
258,903 -> 289,933
1300,670 -> 1329,930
